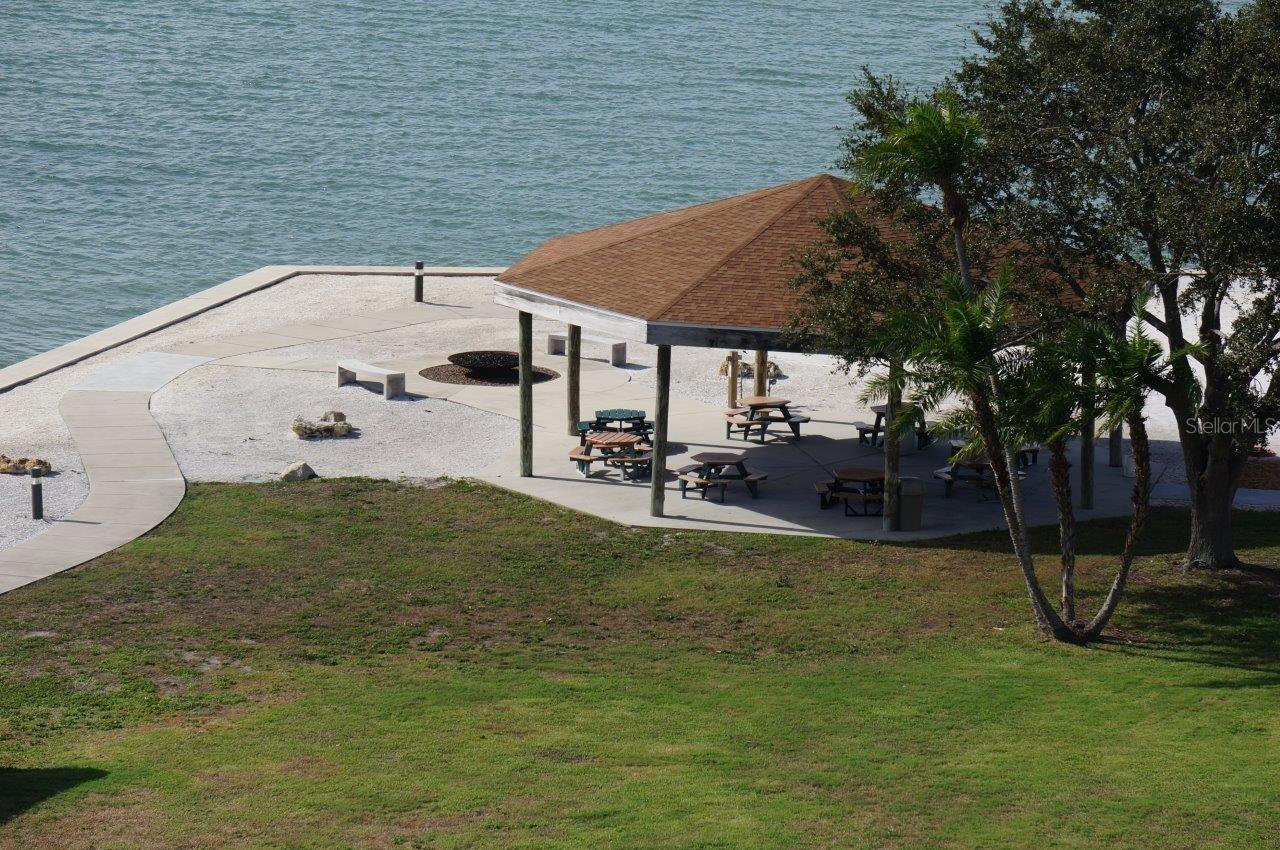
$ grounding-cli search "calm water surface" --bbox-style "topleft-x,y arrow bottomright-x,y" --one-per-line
2,1 -> 1000,366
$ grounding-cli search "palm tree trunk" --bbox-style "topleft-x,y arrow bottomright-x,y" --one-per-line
969,390 -> 1075,640
1047,440 -> 1077,625
1081,412 -> 1152,639
882,359 -> 902,531
952,227 -> 975,292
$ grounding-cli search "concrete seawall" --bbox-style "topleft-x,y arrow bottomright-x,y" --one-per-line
0,265 -> 507,393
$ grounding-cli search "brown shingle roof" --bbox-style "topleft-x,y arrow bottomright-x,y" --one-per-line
498,174 -> 866,330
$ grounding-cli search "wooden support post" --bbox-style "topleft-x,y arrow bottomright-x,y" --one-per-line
753,348 -> 767,397
566,324 -> 581,436
1081,365 -> 1095,509
883,359 -> 902,531
650,345 -> 671,518
727,350 -> 740,409
518,311 -> 533,477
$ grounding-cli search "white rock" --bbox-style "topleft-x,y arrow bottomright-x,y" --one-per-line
280,461 -> 318,481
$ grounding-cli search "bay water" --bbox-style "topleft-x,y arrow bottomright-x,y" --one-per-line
2,1 -> 1001,366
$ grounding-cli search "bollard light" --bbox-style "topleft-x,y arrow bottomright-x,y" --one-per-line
414,260 -> 424,303
30,467 -> 43,521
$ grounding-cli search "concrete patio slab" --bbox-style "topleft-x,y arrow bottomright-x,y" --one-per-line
72,352 -> 213,393
217,331 -> 314,351
310,316 -> 411,333
268,323 -> 359,342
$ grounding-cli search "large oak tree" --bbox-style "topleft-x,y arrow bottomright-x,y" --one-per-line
955,0 -> 1280,569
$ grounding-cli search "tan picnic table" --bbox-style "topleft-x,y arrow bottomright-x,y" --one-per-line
587,431 -> 644,451
725,396 -> 810,442
568,431 -> 650,480
739,396 -> 790,410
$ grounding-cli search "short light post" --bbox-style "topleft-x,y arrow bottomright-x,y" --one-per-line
413,260 -> 424,303
30,467 -> 43,521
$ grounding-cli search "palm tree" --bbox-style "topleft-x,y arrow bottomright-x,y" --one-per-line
849,89 -> 982,291
871,277 -> 1162,643
867,269 -> 1070,636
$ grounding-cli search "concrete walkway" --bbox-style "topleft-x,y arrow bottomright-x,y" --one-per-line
0,353 -> 205,592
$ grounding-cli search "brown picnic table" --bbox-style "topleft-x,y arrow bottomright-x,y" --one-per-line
568,430 -> 652,480
856,404 -> 934,450
814,465 -> 886,516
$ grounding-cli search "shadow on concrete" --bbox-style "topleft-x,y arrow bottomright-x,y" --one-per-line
0,767 -> 107,824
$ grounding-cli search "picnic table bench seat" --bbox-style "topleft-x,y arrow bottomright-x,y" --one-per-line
854,421 -> 880,445
835,491 -> 884,516
677,465 -> 768,501
677,473 -> 729,501
606,451 -> 653,480
725,414 -> 771,442
569,448 -> 612,475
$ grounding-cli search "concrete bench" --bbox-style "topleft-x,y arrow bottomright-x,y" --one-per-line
336,360 -> 405,399
547,332 -> 627,367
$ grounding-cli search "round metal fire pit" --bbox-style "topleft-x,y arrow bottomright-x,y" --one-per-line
447,350 -> 519,372
421,350 -> 559,387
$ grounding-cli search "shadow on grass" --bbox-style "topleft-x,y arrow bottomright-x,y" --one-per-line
894,509 -> 1280,683
904,508 -> 1280,560
0,767 -> 107,824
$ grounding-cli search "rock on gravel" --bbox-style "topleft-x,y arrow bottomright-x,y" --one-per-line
280,461 -> 318,481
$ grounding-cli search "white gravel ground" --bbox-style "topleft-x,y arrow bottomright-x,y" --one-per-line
152,366 -> 515,482
1,271 -> 1266,551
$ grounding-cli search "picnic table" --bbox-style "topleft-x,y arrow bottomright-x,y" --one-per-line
815,466 -> 885,516
576,408 -> 651,444
677,451 -> 767,501
595,408 -> 646,427
856,404 -> 934,450
933,452 -> 1030,498
724,396 -> 810,442
948,440 -> 1040,470
568,430 -> 652,480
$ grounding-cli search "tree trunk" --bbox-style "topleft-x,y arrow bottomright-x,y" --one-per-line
1184,438 -> 1245,570
1047,441 -> 1077,625
1081,412 -> 1153,640
1177,422 -> 1245,570
1080,365 -> 1095,510
1109,423 -> 1123,468
882,360 -> 902,532
969,389 -> 1074,640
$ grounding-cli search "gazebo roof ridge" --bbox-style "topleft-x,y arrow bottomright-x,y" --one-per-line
499,175 -> 825,282
648,174 -> 845,320
495,173 -> 863,349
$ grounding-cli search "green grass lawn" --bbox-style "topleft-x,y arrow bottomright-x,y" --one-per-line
0,480 -> 1276,849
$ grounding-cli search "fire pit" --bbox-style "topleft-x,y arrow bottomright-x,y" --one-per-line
447,350 -> 520,378
421,350 -> 559,387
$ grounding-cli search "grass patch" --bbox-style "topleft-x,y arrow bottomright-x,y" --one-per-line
0,479 -> 1276,847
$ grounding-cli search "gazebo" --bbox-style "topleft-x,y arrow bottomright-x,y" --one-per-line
494,174 -> 875,518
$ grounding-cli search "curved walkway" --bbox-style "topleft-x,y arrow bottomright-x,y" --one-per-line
0,353 -> 208,593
